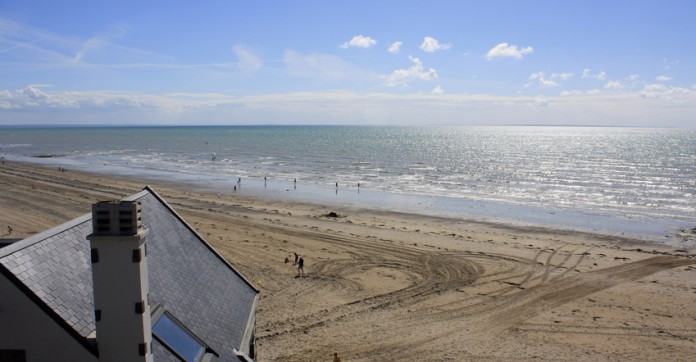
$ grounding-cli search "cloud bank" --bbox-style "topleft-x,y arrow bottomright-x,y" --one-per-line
3,84 -> 695,127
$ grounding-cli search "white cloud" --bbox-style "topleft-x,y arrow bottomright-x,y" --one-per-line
340,35 -> 377,49
641,83 -> 668,96
656,75 -> 672,82
560,90 -> 583,96
18,85 -> 49,100
639,83 -> 690,100
534,96 -> 549,107
233,45 -> 263,73
540,78 -> 559,87
384,56 -> 438,87
432,85 -> 445,94
528,71 -> 559,87
388,41 -> 402,54
420,36 -> 452,52
284,50 -> 370,80
582,68 -> 607,80
486,43 -> 533,60
72,36 -> 107,63
72,25 -> 128,64
0,19 -> 176,72
553,72 -> 574,81
604,80 -> 623,90
3,85 -> 80,108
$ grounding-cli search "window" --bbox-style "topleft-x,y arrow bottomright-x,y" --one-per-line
152,312 -> 206,362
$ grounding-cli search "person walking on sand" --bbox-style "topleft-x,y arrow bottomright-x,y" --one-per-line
7,226 -> 12,235
297,256 -> 304,277
333,352 -> 342,362
293,252 -> 298,265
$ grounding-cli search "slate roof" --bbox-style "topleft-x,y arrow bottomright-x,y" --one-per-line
0,186 -> 259,361
152,338 -> 184,362
0,214 -> 95,337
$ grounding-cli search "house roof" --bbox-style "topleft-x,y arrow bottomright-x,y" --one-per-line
0,186 -> 259,361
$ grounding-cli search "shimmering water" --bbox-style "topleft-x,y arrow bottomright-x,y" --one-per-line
2,125 -> 695,243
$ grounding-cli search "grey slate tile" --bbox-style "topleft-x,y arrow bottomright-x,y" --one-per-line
0,188 -> 258,361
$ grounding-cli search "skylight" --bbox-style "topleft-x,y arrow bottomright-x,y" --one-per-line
152,312 -> 206,362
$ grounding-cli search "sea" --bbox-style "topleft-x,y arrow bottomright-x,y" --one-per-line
1,125 -> 695,246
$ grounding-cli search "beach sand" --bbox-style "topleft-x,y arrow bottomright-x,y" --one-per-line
2,161 -> 695,361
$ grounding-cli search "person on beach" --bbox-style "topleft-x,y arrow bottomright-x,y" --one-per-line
333,352 -> 342,362
293,252 -> 298,265
297,256 -> 304,277
7,226 -> 12,235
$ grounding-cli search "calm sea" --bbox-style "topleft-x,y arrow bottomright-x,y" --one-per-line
1,126 -> 695,245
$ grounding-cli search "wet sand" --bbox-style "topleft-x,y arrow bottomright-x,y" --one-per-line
1,162 -> 695,361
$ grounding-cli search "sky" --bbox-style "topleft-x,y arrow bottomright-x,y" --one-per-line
1,0 -> 695,127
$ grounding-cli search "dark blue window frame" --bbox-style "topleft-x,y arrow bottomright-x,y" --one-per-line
152,312 -> 206,362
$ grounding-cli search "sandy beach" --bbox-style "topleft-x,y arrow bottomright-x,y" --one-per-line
1,161 -> 695,361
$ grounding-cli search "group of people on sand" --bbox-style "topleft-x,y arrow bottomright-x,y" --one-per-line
284,252 -> 304,277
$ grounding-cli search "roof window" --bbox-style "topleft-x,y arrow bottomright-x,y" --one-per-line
153,311 -> 211,362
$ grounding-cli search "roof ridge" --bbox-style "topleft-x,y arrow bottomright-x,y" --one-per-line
0,213 -> 91,259
142,185 -> 260,293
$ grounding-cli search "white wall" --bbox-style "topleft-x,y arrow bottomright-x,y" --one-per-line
0,275 -> 97,362
90,236 -> 152,362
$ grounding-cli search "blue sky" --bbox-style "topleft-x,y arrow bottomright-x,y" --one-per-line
1,0 -> 695,126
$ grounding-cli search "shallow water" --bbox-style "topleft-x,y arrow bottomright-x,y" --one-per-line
2,125 -> 695,244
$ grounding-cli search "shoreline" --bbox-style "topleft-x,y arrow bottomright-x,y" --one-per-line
2,161 -> 696,361
6,156 -> 695,247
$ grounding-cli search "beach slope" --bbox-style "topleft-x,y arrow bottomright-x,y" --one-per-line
1,162 -> 695,361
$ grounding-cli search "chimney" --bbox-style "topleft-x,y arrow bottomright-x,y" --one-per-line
87,201 -> 152,362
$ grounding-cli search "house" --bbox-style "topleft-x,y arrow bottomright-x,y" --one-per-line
0,186 -> 259,362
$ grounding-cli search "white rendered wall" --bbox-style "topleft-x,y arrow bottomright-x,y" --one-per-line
0,275 -> 97,362
89,235 -> 152,362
